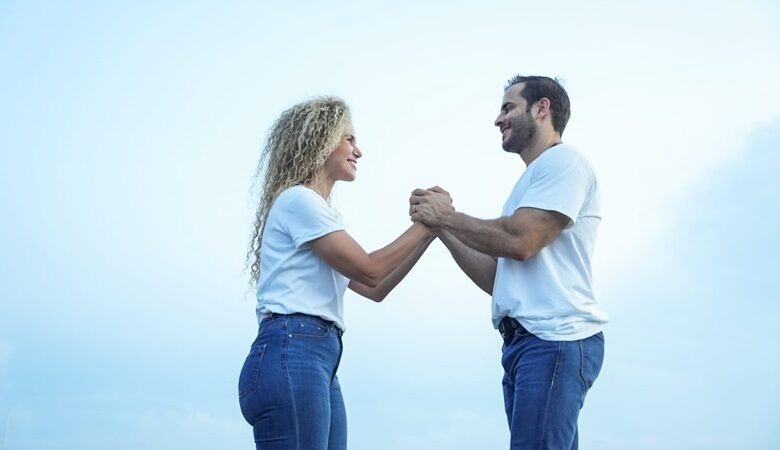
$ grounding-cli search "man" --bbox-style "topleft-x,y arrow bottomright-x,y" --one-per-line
410,75 -> 608,449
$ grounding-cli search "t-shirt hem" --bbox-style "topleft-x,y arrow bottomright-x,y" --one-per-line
523,325 -> 605,342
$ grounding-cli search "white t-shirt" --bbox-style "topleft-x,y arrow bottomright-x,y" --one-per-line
492,144 -> 609,341
256,185 -> 350,331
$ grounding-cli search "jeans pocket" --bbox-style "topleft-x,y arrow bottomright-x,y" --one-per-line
579,333 -> 605,390
238,343 -> 267,398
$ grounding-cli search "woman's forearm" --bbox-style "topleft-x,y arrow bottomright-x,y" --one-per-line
349,225 -> 435,301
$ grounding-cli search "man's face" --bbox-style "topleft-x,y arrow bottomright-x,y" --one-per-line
495,83 -> 537,154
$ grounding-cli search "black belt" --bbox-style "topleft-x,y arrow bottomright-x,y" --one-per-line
498,316 -> 525,343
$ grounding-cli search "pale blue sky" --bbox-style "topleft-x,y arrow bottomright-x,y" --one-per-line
1,1 -> 779,449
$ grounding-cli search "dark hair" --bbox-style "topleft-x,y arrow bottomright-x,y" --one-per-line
505,75 -> 571,135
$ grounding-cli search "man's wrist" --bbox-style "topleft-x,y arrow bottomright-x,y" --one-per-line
439,210 -> 458,231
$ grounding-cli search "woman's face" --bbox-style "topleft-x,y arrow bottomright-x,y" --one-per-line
322,122 -> 362,182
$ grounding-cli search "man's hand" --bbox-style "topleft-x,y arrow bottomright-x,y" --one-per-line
409,186 -> 455,228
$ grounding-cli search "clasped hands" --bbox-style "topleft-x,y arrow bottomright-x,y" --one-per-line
409,186 -> 455,231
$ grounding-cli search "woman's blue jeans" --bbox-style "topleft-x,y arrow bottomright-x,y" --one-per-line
501,326 -> 605,450
238,313 -> 346,450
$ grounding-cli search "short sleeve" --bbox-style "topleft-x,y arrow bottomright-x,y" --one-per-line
515,148 -> 593,223
281,188 -> 345,247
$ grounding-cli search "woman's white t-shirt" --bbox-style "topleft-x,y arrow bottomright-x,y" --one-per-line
256,185 -> 349,331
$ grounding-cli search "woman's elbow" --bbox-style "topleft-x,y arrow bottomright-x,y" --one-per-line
354,268 -> 382,288
356,285 -> 386,302
355,275 -> 380,288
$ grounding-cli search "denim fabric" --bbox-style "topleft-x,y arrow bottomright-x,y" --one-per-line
501,326 -> 604,450
238,313 -> 346,450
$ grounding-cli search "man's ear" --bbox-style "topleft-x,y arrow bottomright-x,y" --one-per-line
535,97 -> 551,119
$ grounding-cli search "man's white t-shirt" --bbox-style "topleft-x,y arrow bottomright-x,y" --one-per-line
492,144 -> 609,341
256,185 -> 349,331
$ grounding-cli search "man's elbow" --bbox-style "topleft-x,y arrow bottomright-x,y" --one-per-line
368,291 -> 387,303
510,243 -> 541,261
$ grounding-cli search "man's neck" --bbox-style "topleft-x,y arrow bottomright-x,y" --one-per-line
521,134 -> 563,166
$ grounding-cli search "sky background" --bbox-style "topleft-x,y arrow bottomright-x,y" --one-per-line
1,1 -> 779,449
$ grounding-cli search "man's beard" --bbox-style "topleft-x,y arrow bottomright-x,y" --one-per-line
502,112 -> 537,155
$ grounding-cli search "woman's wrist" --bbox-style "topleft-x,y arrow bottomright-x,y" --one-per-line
412,220 -> 435,239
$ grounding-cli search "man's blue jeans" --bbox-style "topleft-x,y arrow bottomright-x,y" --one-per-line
238,313 -> 346,450
501,324 -> 604,450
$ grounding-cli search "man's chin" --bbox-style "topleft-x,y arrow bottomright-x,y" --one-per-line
501,141 -> 521,154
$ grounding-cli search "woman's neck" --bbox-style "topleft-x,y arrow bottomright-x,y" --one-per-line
305,173 -> 335,200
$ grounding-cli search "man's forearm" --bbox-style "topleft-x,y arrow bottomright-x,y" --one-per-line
438,230 -> 496,295
440,212 -> 519,259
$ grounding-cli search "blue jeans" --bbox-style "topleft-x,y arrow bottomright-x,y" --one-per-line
238,313 -> 346,450
501,325 -> 604,450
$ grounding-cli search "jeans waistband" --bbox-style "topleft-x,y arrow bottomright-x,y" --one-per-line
263,312 -> 342,336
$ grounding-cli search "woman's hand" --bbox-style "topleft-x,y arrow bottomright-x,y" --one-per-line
409,185 -> 455,229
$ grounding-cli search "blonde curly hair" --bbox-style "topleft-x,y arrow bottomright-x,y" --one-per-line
247,96 -> 351,285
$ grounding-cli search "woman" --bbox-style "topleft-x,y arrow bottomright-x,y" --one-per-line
238,96 -> 436,450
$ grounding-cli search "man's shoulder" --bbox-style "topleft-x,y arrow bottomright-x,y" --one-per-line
537,144 -> 596,176
541,143 -> 588,163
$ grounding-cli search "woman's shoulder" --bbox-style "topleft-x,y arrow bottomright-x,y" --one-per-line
273,185 -> 328,210
276,184 -> 307,201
